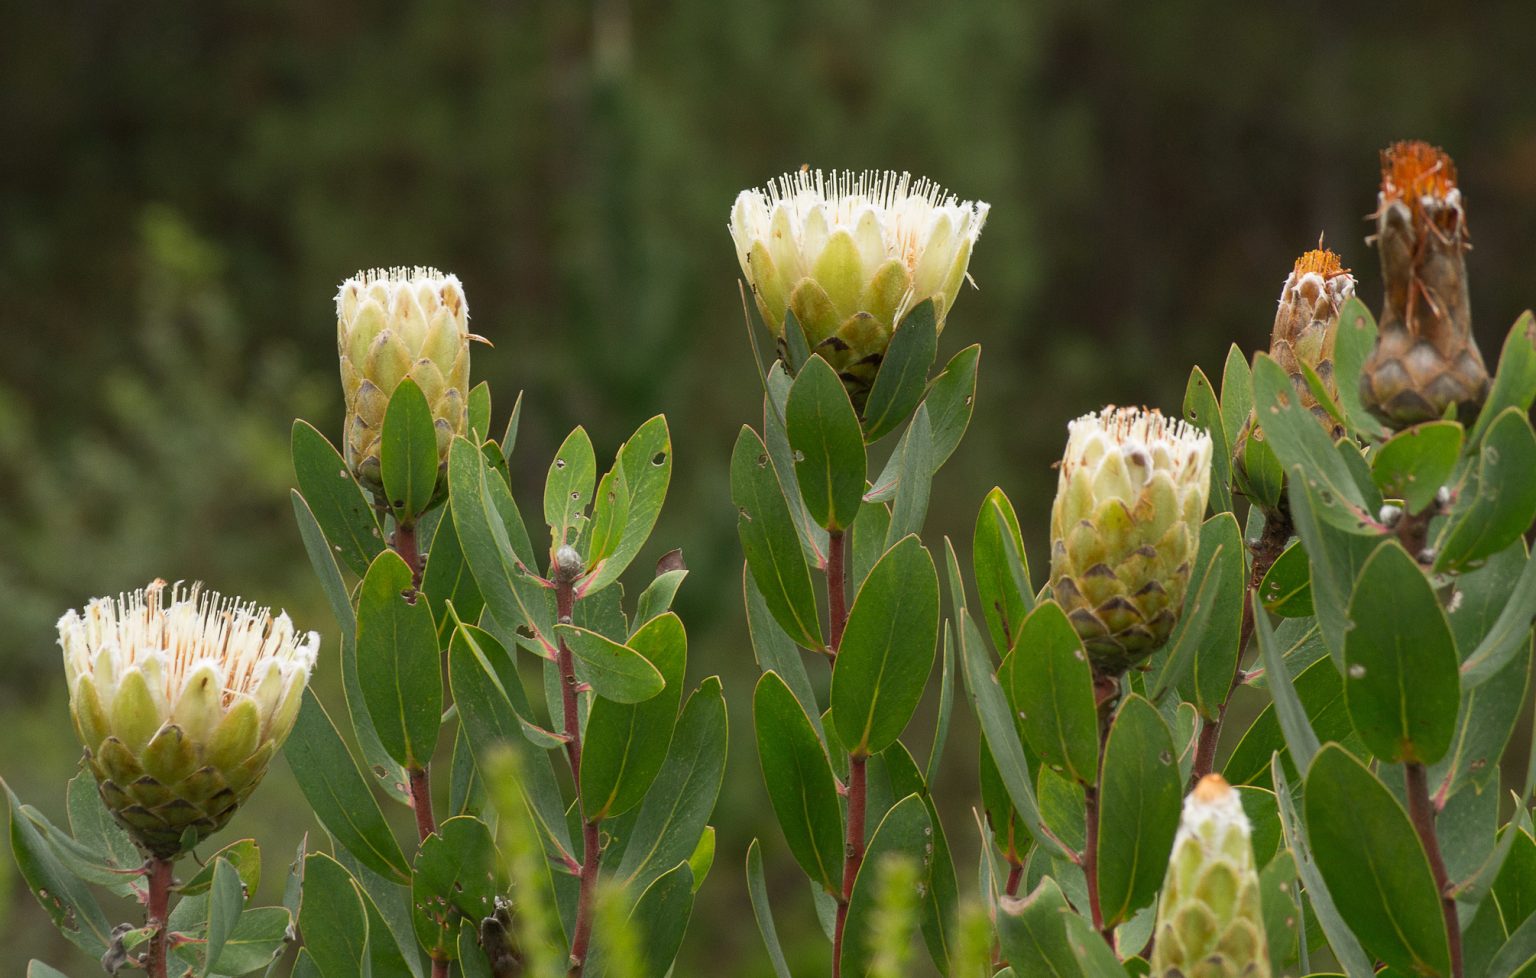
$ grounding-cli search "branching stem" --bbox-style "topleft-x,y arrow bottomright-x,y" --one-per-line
556,562 -> 602,978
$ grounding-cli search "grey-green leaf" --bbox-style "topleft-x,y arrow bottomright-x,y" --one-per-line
786,352 -> 866,531
754,671 -> 844,894
380,378 -> 440,523
997,601 -> 1097,785
555,624 -> 665,704
1095,693 -> 1182,928
731,425 -> 823,649
357,549 -> 443,768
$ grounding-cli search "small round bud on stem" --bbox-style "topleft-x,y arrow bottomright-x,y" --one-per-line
554,545 -> 585,586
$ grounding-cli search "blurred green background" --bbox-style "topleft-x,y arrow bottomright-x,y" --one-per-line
5,1 -> 1536,973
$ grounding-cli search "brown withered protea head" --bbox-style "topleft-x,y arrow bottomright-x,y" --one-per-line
1270,246 -> 1355,439
1359,141 -> 1490,428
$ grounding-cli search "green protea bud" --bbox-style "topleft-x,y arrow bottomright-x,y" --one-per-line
1232,247 -> 1355,512
59,581 -> 319,859
337,267 -> 472,494
728,169 -> 988,405
1151,775 -> 1270,978
1359,141 -> 1490,428
1049,406 -> 1212,676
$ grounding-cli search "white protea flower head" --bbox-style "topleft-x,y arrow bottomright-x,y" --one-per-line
1049,407 -> 1213,674
337,266 -> 472,495
59,580 -> 320,859
1360,141 -> 1489,428
1151,775 -> 1270,978
728,169 -> 989,404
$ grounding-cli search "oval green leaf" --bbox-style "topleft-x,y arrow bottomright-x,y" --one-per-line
357,549 -> 443,768
291,420 -> 385,577
862,299 -> 938,442
544,426 -> 596,552
1436,407 -> 1536,572
786,353 -> 866,531
753,672 -> 844,894
731,425 -> 823,649
997,601 -> 1097,785
1371,420 -> 1464,514
1095,694 -> 1182,928
555,624 -> 664,704
1259,539 -> 1313,617
380,377 -> 440,523
973,486 -> 1034,654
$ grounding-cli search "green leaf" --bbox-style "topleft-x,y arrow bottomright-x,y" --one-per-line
973,487 -> 1034,653
447,437 -> 556,654
782,306 -> 812,373
839,794 -> 932,978
745,840 -> 795,978
26,964 -> 71,978
1253,353 -> 1376,531
765,363 -> 832,572
1486,911 -> 1536,978
950,539 -> 1068,860
1258,539 -> 1313,617
754,671 -> 844,893
544,426 -> 596,551
1436,407 -> 1536,571
1156,512 -> 1243,718
1095,694 -> 1182,928
1469,311 -> 1536,447
1333,295 -> 1386,439
627,861 -> 695,978
201,857 -> 245,977
849,498 -> 892,594
584,460 -> 630,573
862,300 -> 938,441
997,601 -> 1097,785
1220,344 -> 1255,450
411,816 -> 497,960
1271,756 -> 1374,978
357,549 -> 443,768
467,380 -> 492,441
616,678 -> 727,894
743,563 -> 822,738
3,782 -> 112,956
555,624 -> 664,703
996,877 -> 1082,978
449,622 -> 565,754
786,353 -> 867,531
284,691 -> 411,883
1288,468 -> 1389,663
1062,910 -> 1130,978
1235,421 -> 1286,513
501,390 -> 523,461
883,405 -> 934,549
1184,364 -> 1233,514
926,621 -> 955,786
300,853 -> 372,978
1344,542 -> 1461,764
380,378 -> 440,522
633,567 -> 687,634
208,906 -> 291,975
1462,546 -> 1536,688
1371,421 -> 1464,513
731,425 -> 823,649
1225,639 -> 1346,788
420,504 -> 484,642
291,420 -> 386,577
926,343 -> 981,470
687,826 -> 716,892
1303,745 -> 1452,977
178,839 -> 260,899
1251,599 -> 1322,774
581,613 -> 687,820
581,415 -> 673,593
64,770 -> 139,893
831,535 -> 939,754
881,745 -> 958,972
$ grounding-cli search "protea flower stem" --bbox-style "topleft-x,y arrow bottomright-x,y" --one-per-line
554,558 -> 602,978
143,856 -> 174,978
825,528 -> 861,978
392,521 -> 423,591
1406,761 -> 1462,978
1084,680 -> 1119,946
827,530 -> 848,654
1190,513 -> 1291,784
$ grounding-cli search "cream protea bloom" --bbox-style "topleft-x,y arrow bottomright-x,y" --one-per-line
1151,775 -> 1270,978
337,266 -> 472,494
1049,407 -> 1212,675
729,169 -> 988,403
59,581 -> 320,858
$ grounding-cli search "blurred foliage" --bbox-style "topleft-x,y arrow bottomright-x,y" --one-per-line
3,0 -> 1535,973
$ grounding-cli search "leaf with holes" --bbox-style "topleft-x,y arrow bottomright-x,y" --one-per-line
544,426 -> 596,552
411,816 -> 498,961
1371,420 -> 1463,514
582,415 -> 673,593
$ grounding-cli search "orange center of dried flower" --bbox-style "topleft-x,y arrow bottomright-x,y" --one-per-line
1380,141 -> 1458,221
1293,248 -> 1348,280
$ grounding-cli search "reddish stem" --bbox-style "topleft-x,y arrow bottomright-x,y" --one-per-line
409,765 -> 437,841
1004,862 -> 1024,898
1406,761 -> 1463,978
827,530 -> 848,653
1190,512 -> 1290,785
393,521 -> 423,591
143,857 -> 174,978
1085,675 -> 1119,947
555,563 -> 602,977
832,752 -> 868,978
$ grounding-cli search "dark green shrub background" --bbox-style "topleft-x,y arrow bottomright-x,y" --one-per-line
3,2 -> 1535,972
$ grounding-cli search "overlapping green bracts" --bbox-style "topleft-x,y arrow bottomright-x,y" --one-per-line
1360,142 -> 1489,428
1233,247 -> 1354,508
59,581 -> 318,858
1151,775 -> 1269,978
729,169 -> 988,404
337,266 -> 472,493
1049,406 -> 1212,674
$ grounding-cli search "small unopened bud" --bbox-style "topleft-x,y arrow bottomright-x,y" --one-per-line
554,545 -> 584,585
1151,775 -> 1270,978
1360,142 -> 1489,428
1049,407 -> 1213,675
1378,503 -> 1403,527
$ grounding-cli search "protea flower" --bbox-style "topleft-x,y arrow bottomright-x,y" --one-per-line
1151,775 -> 1270,978
1049,407 -> 1212,675
728,169 -> 988,405
1359,141 -> 1489,428
337,266 -> 472,494
59,581 -> 319,859
1233,247 -> 1356,511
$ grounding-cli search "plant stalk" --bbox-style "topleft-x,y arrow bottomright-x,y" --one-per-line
827,530 -> 848,654
408,765 -> 437,841
832,752 -> 868,978
1190,511 -> 1291,785
143,856 -> 174,978
1406,761 -> 1462,978
556,563 -> 602,977
1084,673 -> 1120,947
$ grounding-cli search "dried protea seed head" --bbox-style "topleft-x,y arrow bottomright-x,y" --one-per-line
1151,775 -> 1270,978
728,170 -> 988,406
337,267 -> 472,494
59,581 -> 319,859
1049,407 -> 1212,675
1360,141 -> 1489,428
